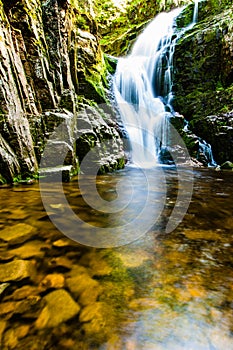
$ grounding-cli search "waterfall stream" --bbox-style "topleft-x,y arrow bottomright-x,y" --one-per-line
113,1 -> 217,167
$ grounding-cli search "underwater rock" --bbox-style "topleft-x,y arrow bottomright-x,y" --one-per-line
0,223 -> 36,245
39,273 -> 65,290
66,273 -> 100,300
9,240 -> 49,259
0,259 -> 35,282
35,289 -> 80,329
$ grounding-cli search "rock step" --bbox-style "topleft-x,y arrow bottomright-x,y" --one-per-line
39,165 -> 73,182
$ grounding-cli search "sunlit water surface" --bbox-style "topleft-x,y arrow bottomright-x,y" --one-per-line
0,166 -> 232,349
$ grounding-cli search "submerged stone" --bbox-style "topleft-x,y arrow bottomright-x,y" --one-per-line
0,301 -> 20,317
79,302 -> 115,342
0,223 -> 36,245
66,273 -> 100,300
9,240 -> 49,259
35,289 -> 80,329
0,260 -> 35,282
79,301 -> 105,323
2,328 -> 18,349
78,282 -> 103,306
11,285 -> 39,301
39,273 -> 65,290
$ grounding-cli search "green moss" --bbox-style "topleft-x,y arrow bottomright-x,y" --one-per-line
76,14 -> 89,30
176,3 -> 194,28
83,53 -> 112,104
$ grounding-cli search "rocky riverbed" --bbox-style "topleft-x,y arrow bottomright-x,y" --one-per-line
0,167 -> 233,349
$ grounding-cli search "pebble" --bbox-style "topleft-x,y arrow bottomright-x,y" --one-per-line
78,282 -> 103,306
0,301 -> 22,318
0,223 -> 36,245
35,289 -> 80,329
66,274 -> 99,299
9,240 -> 49,259
0,259 -> 35,282
79,301 -> 106,323
39,273 -> 65,290
11,285 -> 39,300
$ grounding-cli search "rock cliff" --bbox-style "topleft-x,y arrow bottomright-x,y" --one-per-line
173,1 -> 233,164
0,0 -> 124,183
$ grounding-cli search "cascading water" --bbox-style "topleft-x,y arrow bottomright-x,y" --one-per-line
114,7 -> 183,167
193,0 -> 199,23
113,1 -> 217,167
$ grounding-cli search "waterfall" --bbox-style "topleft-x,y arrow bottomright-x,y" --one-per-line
113,7 -> 184,167
114,1 -> 216,167
193,0 -> 199,23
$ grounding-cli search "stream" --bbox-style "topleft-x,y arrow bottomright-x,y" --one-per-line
0,166 -> 232,349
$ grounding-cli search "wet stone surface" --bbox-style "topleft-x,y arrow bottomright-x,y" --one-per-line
0,167 -> 232,349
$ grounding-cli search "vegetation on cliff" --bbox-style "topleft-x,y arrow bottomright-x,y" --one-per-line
173,1 -> 233,164
0,0 -> 124,184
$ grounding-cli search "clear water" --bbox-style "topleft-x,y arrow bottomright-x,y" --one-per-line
0,167 -> 232,349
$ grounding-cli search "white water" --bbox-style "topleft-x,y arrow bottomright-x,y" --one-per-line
193,0 -> 199,23
113,1 -> 217,167
114,7 -> 183,167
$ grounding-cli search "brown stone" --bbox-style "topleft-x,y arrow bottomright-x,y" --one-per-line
9,240 -> 49,259
0,259 -> 35,282
40,273 -> 65,290
66,274 -> 99,299
11,285 -> 39,300
78,282 -> 103,306
0,223 -> 36,245
35,289 -> 80,329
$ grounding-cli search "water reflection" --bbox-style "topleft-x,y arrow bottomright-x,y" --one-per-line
0,167 -> 232,349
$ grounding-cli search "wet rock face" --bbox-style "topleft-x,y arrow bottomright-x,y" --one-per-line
173,6 -> 233,163
0,0 -> 124,183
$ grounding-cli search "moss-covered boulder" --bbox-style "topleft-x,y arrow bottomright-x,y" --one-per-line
173,4 -> 233,163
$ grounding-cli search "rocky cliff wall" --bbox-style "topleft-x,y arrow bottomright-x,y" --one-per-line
173,2 -> 233,164
0,0 -> 124,183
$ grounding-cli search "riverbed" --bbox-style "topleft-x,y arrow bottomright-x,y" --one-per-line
0,166 -> 232,349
